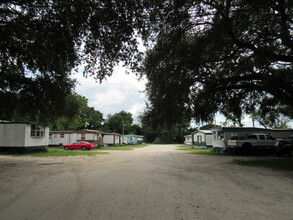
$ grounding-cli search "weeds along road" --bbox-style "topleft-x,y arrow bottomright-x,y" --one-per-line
0,144 -> 292,220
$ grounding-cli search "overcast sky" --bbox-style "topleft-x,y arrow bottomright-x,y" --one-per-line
72,66 -> 147,124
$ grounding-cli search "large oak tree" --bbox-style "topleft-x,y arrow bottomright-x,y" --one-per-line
140,0 -> 293,128
0,0 -> 145,124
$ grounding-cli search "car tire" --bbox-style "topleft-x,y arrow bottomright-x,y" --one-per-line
289,149 -> 293,157
82,146 -> 87,151
64,146 -> 69,150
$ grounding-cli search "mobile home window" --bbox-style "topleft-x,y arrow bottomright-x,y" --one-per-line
31,125 -> 45,137
60,134 -> 64,138
81,134 -> 85,140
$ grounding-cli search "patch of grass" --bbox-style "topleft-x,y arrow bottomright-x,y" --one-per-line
0,144 -> 148,156
97,144 -> 148,151
0,147 -> 108,157
232,158 -> 293,171
177,145 -> 217,155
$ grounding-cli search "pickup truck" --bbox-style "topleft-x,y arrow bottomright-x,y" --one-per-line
227,134 -> 276,153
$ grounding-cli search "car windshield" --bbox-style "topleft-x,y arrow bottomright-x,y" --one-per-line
82,141 -> 90,144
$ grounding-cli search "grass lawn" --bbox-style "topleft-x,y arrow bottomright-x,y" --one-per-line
232,158 -> 293,172
177,145 -> 217,155
0,144 -> 149,157
0,147 -> 108,157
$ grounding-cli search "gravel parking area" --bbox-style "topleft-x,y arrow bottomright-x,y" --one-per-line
0,145 -> 292,220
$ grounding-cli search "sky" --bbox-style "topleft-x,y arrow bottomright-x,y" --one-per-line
72,66 -> 147,124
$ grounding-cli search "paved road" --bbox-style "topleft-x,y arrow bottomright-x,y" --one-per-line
0,145 -> 292,220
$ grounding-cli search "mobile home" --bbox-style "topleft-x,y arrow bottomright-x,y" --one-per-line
103,133 -> 121,146
0,122 -> 49,152
184,135 -> 192,145
75,129 -> 104,146
50,129 -> 104,147
122,134 -> 144,145
192,130 -> 213,148
211,127 -> 293,151
49,131 -> 76,146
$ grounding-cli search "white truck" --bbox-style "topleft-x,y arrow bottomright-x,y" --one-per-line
227,133 -> 276,153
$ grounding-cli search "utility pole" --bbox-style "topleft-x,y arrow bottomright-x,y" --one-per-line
122,118 -> 125,143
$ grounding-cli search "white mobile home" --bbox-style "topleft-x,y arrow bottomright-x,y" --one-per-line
0,122 -> 49,152
103,133 -> 121,146
211,127 -> 293,151
49,131 -> 76,146
192,130 -> 212,148
50,129 -> 104,147
184,135 -> 192,145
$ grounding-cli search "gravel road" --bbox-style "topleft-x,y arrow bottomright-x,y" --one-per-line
0,144 -> 292,220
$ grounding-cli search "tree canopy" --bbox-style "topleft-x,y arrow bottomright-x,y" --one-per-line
49,92 -> 104,130
0,0 -> 145,123
140,0 -> 293,129
104,111 -> 133,134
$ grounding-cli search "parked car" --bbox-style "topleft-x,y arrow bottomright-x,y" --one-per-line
274,139 -> 293,156
63,141 -> 95,151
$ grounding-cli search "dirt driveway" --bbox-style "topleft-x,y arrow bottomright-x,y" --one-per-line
0,144 -> 292,220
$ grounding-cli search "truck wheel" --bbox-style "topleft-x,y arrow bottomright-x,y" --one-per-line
235,148 -> 242,155
242,143 -> 252,155
82,146 -> 87,151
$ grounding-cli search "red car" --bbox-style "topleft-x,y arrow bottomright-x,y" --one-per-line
63,141 -> 95,151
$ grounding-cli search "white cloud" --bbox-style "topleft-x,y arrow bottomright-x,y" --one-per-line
71,65 -> 147,121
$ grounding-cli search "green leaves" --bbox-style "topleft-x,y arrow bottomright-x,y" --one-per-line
50,93 -> 104,130
141,0 -> 293,126
0,0 -> 145,123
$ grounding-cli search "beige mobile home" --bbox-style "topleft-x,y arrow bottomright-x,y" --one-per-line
75,129 -> 104,147
103,133 -> 121,146
49,131 -> 76,146
50,129 -> 104,147
0,122 -> 49,152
